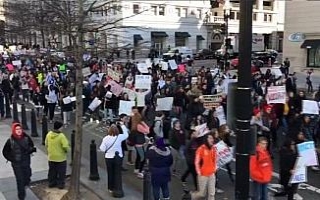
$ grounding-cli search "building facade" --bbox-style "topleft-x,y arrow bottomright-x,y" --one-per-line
283,0 -> 320,69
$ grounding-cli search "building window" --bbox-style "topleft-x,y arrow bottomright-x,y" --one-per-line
175,37 -> 186,47
308,47 -> 320,67
229,11 -> 236,20
175,8 -> 181,17
253,13 -> 257,21
197,9 -> 202,19
133,4 -> 139,14
236,12 -> 240,20
268,14 -> 272,22
159,6 -> 165,16
263,1 -> 273,10
264,14 -> 272,22
214,12 -> 218,16
151,6 -> 157,15
182,8 -> 187,17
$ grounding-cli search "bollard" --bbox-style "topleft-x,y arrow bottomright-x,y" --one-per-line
5,94 -> 11,118
71,130 -> 75,162
30,109 -> 39,137
143,168 -> 152,200
42,115 -> 48,145
112,151 -> 124,198
89,140 -> 100,181
21,104 -> 29,130
12,99 -> 19,123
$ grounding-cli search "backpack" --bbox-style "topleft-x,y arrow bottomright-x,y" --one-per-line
48,89 -> 57,103
149,120 -> 161,138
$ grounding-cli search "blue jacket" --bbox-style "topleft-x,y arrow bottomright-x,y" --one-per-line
147,146 -> 173,184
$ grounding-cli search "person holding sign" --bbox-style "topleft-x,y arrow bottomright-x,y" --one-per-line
250,137 -> 273,200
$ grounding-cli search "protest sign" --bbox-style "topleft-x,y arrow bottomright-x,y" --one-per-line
216,141 -> 233,168
89,73 -> 99,84
108,68 -> 121,82
156,97 -> 174,111
160,61 -> 168,71
302,100 -> 319,115
216,106 -> 226,125
119,101 -> 135,115
108,80 -> 123,96
82,67 -> 91,76
123,88 -> 136,101
158,80 -> 166,89
70,95 -> 85,102
297,141 -> 319,167
266,86 -> 286,104
136,92 -> 146,107
168,60 -> 177,70
88,97 -> 102,111
195,123 -> 209,138
62,96 -> 72,104
135,75 -> 152,89
137,63 -> 149,73
97,73 -> 105,82
202,94 -> 222,109
145,58 -> 152,68
290,157 -> 307,184
12,60 -> 22,66
191,77 -> 198,84
153,58 -> 160,64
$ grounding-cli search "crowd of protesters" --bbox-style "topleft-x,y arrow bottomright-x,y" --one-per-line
1,45 -> 320,200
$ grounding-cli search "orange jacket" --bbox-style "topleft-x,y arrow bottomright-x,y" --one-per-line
195,144 -> 217,177
250,146 -> 273,183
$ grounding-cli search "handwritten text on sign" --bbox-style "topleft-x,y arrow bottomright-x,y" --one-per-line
203,94 -> 222,109
135,75 -> 152,89
267,86 -> 286,104
216,141 -> 233,168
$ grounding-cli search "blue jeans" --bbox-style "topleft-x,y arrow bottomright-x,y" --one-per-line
252,181 -> 268,200
152,180 -> 169,200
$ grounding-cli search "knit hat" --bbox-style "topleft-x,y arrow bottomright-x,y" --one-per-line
11,123 -> 23,140
253,108 -> 261,116
264,104 -> 272,111
53,121 -> 63,130
155,137 -> 166,149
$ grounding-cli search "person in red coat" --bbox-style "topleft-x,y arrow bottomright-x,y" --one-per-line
250,137 -> 273,200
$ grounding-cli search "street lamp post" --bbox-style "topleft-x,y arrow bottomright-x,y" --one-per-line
223,2 -> 231,71
235,0 -> 254,199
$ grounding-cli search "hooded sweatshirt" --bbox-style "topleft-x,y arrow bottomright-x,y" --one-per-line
45,130 -> 70,162
250,145 -> 273,183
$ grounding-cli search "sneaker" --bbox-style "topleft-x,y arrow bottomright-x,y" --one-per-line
137,172 -> 144,179
216,188 -> 224,193
127,162 -> 134,166
311,166 -> 320,171
134,169 -> 139,174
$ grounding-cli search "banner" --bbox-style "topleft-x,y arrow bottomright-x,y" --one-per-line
202,94 -> 223,109
108,80 -> 123,96
302,100 -> 319,115
135,75 -> 152,89
88,97 -> 102,111
156,97 -> 174,111
266,86 -> 286,104
290,157 -> 307,184
137,63 -> 149,73
168,60 -> 177,70
108,68 -> 121,82
119,101 -> 135,115
297,141 -> 319,166
216,141 -> 233,168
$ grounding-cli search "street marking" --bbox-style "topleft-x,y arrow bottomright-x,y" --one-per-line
0,192 -> 5,200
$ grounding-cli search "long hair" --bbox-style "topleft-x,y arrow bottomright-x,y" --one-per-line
130,113 -> 142,131
107,124 -> 120,136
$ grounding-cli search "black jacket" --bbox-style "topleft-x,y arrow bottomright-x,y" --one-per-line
279,148 -> 297,186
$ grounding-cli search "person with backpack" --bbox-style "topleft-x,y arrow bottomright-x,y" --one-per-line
151,111 -> 164,139
2,123 -> 37,200
45,84 -> 59,123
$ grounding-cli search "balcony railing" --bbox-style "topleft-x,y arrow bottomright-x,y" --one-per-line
263,6 -> 273,11
203,16 -> 224,25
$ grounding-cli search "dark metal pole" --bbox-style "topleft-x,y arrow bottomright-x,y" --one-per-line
5,94 -> 12,118
30,109 -> 39,137
235,0 -> 254,200
89,140 -> 100,181
21,104 -> 29,130
12,99 -> 19,123
224,10 -> 229,71
42,115 -> 48,145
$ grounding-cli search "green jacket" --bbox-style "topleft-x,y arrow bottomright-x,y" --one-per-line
45,131 -> 70,162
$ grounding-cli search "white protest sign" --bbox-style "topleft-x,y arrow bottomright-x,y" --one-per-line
168,60 -> 177,70
97,73 -> 105,82
89,73 -> 98,84
216,106 -> 226,125
123,88 -> 136,101
62,96 -> 72,104
136,92 -> 146,107
216,141 -> 233,168
88,97 -> 102,111
202,94 -> 222,109
154,58 -> 160,64
267,86 -> 286,104
108,68 -> 121,82
70,95 -> 85,102
137,63 -> 149,73
302,100 -> 319,115
195,123 -> 210,138
82,67 -> 91,76
145,59 -> 152,68
12,60 -> 22,66
297,141 -> 319,167
119,101 -> 135,115
158,80 -> 165,89
135,75 -> 152,89
290,157 -> 307,184
160,61 -> 168,71
156,97 -> 174,111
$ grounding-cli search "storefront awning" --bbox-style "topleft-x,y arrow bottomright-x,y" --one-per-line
151,31 -> 168,37
133,34 -> 143,41
197,35 -> 205,40
175,32 -> 191,38
301,39 -> 320,49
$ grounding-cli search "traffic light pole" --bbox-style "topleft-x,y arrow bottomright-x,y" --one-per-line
224,10 -> 229,71
235,0 -> 254,200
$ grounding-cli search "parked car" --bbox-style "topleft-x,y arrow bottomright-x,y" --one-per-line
252,51 -> 277,64
194,49 -> 214,60
162,46 -> 194,63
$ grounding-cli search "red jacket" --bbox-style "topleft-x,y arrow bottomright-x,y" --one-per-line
195,144 -> 217,177
250,146 -> 273,183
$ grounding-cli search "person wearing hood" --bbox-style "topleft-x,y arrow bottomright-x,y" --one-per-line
147,137 -> 173,200
45,121 -> 70,189
2,123 -> 36,200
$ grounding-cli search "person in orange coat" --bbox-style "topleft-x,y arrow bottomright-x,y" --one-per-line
191,134 -> 217,200
250,137 -> 273,200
